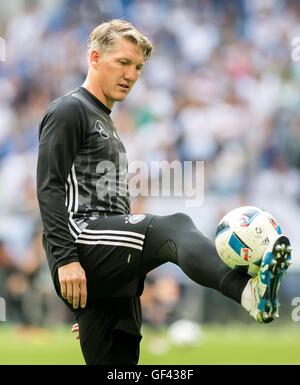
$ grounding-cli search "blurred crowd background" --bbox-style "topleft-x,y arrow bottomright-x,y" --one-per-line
0,0 -> 300,328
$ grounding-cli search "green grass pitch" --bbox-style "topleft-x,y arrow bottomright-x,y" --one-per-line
0,323 -> 300,364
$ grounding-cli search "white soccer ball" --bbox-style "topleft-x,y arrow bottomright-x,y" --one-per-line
215,206 -> 282,276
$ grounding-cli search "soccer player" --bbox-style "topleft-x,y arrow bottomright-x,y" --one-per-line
37,19 -> 292,365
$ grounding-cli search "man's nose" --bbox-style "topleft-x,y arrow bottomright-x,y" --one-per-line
124,66 -> 138,82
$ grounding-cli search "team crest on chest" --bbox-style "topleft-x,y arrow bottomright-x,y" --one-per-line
95,120 -> 110,139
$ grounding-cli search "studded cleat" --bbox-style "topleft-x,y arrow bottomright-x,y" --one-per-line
249,235 -> 292,323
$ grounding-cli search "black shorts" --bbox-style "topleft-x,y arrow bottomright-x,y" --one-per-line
74,296 -> 143,365
54,213 -> 156,304
52,213 -> 155,364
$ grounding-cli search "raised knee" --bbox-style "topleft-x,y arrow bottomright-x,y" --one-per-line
170,213 -> 196,254
170,212 -> 193,226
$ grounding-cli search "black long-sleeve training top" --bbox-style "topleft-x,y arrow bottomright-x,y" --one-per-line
37,86 -> 131,278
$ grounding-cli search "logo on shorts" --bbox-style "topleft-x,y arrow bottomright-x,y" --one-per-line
95,120 -> 110,139
125,214 -> 146,224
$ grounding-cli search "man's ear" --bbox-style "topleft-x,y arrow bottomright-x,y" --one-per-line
89,49 -> 101,69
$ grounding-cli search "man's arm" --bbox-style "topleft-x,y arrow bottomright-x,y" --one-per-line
37,96 -> 87,309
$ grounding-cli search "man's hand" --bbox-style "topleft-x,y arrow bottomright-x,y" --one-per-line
71,323 -> 80,340
58,262 -> 87,309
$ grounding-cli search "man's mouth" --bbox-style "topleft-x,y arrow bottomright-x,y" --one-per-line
118,84 -> 130,89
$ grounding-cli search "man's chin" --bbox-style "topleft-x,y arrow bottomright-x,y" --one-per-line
115,94 -> 128,102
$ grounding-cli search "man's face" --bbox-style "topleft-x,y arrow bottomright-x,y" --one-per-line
95,37 -> 145,108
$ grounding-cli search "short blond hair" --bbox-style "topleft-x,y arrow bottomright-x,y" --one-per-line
88,19 -> 153,62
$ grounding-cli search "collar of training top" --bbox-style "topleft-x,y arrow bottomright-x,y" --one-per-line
80,86 -> 112,116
